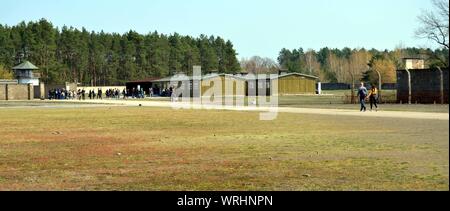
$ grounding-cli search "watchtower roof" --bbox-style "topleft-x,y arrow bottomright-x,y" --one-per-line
12,61 -> 39,70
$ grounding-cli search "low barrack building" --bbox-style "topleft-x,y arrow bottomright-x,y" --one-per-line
126,68 -> 319,98
246,72 -> 319,96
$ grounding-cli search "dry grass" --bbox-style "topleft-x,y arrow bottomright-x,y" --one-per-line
0,106 -> 448,190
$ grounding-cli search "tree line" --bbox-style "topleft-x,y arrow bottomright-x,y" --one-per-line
276,47 -> 449,85
0,19 -> 241,85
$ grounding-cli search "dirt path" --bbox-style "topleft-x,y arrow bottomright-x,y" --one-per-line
60,99 -> 449,121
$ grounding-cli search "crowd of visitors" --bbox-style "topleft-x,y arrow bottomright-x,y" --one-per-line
47,87 -> 163,100
47,89 -> 78,100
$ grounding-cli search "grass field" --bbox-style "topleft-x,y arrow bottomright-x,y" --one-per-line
0,106 -> 448,191
129,89 -> 449,113
121,90 -> 449,113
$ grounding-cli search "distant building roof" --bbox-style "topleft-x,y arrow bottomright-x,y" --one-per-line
126,77 -> 162,83
153,75 -> 193,82
202,73 -> 247,81
277,72 -> 319,80
242,72 -> 319,80
153,73 -> 248,82
12,61 -> 39,70
140,72 -> 319,83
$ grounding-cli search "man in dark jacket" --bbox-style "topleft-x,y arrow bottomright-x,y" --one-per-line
357,82 -> 368,112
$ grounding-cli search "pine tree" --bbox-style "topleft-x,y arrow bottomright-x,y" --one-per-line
168,33 -> 182,74
224,40 -> 240,74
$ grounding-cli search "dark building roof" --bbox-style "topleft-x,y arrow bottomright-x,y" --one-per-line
152,73 -> 248,82
277,72 -> 319,80
12,61 -> 39,70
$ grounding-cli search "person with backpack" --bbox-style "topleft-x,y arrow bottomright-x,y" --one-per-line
357,82 -> 368,112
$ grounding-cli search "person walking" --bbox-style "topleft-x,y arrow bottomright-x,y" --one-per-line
98,88 -> 103,100
357,82 -> 368,112
367,85 -> 379,112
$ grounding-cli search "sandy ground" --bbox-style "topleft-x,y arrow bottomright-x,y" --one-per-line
50,99 -> 449,121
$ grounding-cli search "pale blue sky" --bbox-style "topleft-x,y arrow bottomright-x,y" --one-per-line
0,0 -> 437,60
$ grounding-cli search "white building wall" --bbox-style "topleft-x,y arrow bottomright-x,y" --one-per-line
18,78 -> 39,86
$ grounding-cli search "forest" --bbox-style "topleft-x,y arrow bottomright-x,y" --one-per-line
275,47 -> 448,84
0,19 -> 241,85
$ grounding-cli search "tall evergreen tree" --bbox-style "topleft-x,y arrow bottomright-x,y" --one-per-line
168,33 -> 183,74
224,40 -> 240,74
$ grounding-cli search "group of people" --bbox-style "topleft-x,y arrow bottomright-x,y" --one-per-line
48,88 -> 77,100
156,86 -> 179,102
48,87 -> 156,101
88,89 -> 102,100
357,82 -> 379,112
88,88 -> 123,100
83,88 -> 131,100
105,89 -> 121,99
160,87 -> 174,98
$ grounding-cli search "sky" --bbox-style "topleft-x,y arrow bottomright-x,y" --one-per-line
0,0 -> 438,60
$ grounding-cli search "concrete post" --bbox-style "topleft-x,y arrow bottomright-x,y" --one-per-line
375,70 -> 382,103
317,82 -> 322,95
405,69 -> 412,104
437,67 -> 444,105
40,82 -> 45,100
5,84 -> 8,101
28,84 -> 32,100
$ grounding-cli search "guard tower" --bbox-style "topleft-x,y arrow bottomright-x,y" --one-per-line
404,58 -> 425,69
12,61 -> 40,86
